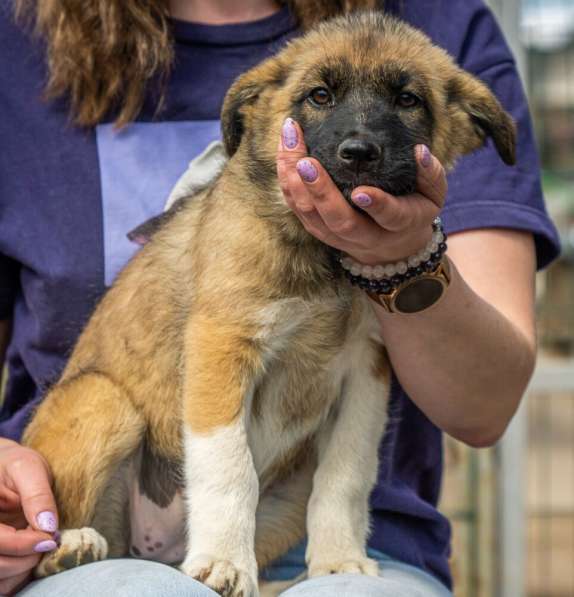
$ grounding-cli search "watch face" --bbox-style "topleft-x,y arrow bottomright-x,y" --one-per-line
393,276 -> 445,313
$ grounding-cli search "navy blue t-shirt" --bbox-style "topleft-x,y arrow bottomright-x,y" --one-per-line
0,0 -> 560,589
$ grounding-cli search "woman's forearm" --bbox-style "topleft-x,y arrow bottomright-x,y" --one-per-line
374,253 -> 536,448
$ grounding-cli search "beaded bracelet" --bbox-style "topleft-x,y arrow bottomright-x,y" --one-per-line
338,216 -> 447,294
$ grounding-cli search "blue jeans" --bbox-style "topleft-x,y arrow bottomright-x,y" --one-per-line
19,543 -> 452,596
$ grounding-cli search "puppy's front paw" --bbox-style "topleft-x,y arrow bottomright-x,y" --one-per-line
308,556 -> 379,578
34,527 -> 108,578
181,554 -> 258,597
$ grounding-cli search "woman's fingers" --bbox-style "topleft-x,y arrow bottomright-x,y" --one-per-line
278,122 -> 371,246
414,144 -> 448,208
350,187 -> 439,233
0,524 -> 56,558
4,448 -> 58,534
295,157 -> 388,245
352,145 -> 447,232
278,119 -> 379,243
277,119 -> 315,211
0,553 -> 41,578
0,528 -> 47,596
0,570 -> 33,596
349,145 -> 446,233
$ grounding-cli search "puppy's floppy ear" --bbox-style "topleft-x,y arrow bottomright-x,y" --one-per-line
221,57 -> 286,157
447,70 -> 517,165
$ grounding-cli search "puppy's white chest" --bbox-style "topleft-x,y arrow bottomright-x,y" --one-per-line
248,293 -> 382,479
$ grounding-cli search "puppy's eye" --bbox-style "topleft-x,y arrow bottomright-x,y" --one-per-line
396,92 -> 420,109
308,87 -> 333,107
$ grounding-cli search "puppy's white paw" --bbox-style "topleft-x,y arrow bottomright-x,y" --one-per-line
308,556 -> 379,578
34,527 -> 108,578
181,554 -> 258,597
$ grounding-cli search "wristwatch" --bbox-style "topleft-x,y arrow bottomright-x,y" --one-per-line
367,256 -> 451,314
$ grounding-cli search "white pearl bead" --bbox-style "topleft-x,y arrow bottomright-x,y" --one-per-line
429,241 -> 438,253
341,257 -> 353,270
351,264 -> 362,276
362,265 -> 374,279
408,255 -> 420,267
421,249 -> 431,261
396,261 -> 408,274
384,264 -> 396,277
373,265 -> 385,279
433,231 -> 443,243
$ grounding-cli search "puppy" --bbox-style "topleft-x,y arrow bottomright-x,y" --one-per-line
23,11 -> 515,597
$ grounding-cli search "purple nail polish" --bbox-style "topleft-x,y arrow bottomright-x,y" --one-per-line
296,159 -> 318,183
34,540 -> 58,553
420,145 -> 432,168
53,530 -> 61,544
353,193 -> 372,208
36,511 -> 57,533
281,118 -> 298,150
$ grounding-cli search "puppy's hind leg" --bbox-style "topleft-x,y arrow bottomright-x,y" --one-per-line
255,459 -> 314,570
23,372 -> 146,576
256,461 -> 314,596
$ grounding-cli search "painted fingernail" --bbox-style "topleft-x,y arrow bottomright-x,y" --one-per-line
53,530 -> 61,544
296,159 -> 318,183
281,118 -> 298,150
36,511 -> 57,533
353,193 -> 372,208
34,540 -> 58,553
420,145 -> 432,168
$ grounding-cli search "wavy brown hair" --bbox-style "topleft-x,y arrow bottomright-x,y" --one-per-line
15,0 -> 380,128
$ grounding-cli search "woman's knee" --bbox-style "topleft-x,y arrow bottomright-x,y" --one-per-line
18,559 -> 218,597
279,573 -> 427,597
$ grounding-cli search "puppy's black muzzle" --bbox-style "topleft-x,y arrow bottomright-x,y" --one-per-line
303,101 -> 419,199
337,137 -> 382,167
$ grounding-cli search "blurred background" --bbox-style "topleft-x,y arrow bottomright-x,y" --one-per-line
442,3 -> 574,596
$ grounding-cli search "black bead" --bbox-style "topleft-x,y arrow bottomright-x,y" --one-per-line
404,269 -> 414,279
359,278 -> 370,289
391,274 -> 404,287
424,260 -> 436,272
431,250 -> 442,261
350,275 -> 361,286
380,280 -> 391,293
415,266 -> 424,276
439,242 -> 447,252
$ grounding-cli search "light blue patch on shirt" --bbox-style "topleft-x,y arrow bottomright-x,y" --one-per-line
96,121 -> 221,286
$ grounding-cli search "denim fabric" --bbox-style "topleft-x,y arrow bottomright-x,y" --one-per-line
20,542 -> 452,596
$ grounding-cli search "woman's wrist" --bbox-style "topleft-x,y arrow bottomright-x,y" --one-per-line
339,218 -> 447,288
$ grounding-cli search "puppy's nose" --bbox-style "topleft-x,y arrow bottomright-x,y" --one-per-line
337,138 -> 381,164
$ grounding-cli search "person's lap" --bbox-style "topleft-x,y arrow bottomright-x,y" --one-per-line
18,543 -> 452,597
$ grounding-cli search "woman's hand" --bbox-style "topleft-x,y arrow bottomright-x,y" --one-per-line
276,118 -> 447,265
0,438 -> 59,595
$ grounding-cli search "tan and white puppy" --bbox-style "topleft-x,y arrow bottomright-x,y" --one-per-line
23,12 -> 515,597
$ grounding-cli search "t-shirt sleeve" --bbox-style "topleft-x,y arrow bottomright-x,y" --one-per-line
436,2 -> 561,269
0,252 -> 19,320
